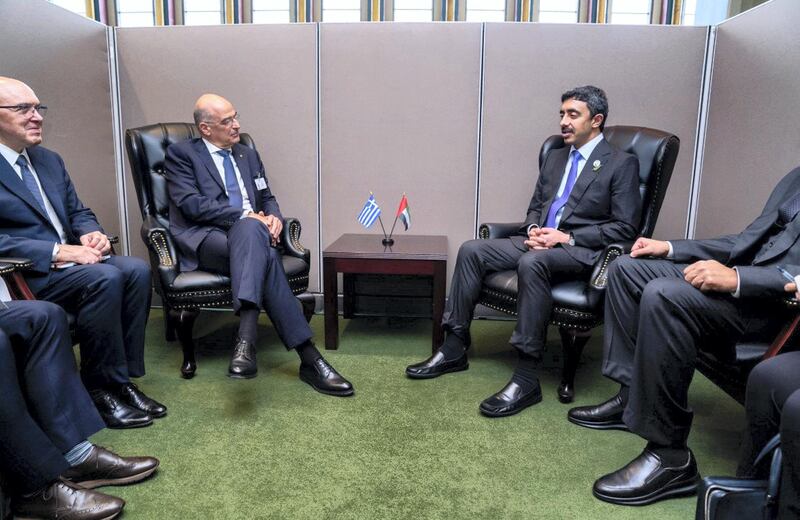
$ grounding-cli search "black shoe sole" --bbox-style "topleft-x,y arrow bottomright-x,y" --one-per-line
567,415 -> 630,432
593,475 -> 700,506
227,371 -> 257,379
405,362 -> 469,380
479,392 -> 543,418
299,373 -> 354,397
105,418 -> 153,429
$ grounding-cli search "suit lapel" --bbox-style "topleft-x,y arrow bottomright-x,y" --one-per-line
559,139 -> 611,223
539,147 -> 570,226
194,139 -> 227,193
233,144 -> 258,211
0,149 -> 54,223
753,214 -> 800,265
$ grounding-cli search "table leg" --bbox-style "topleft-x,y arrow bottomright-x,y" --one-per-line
323,257 -> 339,350
431,260 -> 446,352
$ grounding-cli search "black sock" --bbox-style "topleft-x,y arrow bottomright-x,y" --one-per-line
296,340 -> 322,365
619,385 -> 629,404
510,350 -> 540,391
238,306 -> 259,343
646,442 -> 690,467
438,334 -> 467,360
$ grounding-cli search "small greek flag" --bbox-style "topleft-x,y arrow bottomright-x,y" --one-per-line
357,193 -> 381,228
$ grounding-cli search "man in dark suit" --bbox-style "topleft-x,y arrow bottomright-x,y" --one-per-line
0,299 -> 159,519
0,77 -> 165,428
568,166 -> 800,505
405,86 -> 642,417
165,93 -> 352,395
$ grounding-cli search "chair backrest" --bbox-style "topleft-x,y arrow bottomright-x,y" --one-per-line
538,125 -> 680,238
125,123 -> 256,230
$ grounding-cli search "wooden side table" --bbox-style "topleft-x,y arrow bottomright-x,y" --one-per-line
323,234 -> 448,352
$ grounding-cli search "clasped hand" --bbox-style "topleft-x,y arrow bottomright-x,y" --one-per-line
629,237 -> 738,292
524,227 -> 569,250
56,231 -> 111,265
247,211 -> 282,245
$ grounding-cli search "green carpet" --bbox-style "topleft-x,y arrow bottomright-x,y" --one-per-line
91,310 -> 744,519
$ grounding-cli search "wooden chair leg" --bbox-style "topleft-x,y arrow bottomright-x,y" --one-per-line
557,327 -> 592,404
174,309 -> 199,379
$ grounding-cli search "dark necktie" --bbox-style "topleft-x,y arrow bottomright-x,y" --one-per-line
16,155 -> 47,214
216,150 -> 243,209
545,150 -> 582,228
778,191 -> 800,225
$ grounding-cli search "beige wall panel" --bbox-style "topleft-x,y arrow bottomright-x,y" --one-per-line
0,0 -> 119,237
116,24 -> 320,288
320,23 -> 482,285
695,0 -> 800,238
480,23 -> 707,241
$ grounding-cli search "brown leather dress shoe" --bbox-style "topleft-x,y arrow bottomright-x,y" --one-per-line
12,479 -> 124,520
61,446 -> 159,489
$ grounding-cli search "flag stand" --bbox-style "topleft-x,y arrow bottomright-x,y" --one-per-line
378,216 -> 394,246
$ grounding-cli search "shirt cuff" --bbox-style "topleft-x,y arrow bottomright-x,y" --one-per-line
666,241 -> 674,259
526,224 -> 539,234
240,209 -> 250,220
52,243 -> 59,262
731,266 -> 741,298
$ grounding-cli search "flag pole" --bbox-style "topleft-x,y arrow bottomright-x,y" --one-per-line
388,192 -> 403,238
379,215 -> 394,246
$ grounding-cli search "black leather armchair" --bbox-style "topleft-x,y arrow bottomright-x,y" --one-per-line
125,123 -> 314,379
478,125 -> 680,403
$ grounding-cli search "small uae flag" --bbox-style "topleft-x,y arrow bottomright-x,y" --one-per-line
396,194 -> 411,231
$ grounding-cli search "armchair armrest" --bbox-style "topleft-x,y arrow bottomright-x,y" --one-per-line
280,217 -> 311,264
583,241 -> 634,308
0,256 -> 35,300
140,216 -> 180,287
479,222 -> 525,240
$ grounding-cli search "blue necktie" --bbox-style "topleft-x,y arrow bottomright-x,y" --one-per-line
216,150 -> 243,209
545,150 -> 582,228
16,155 -> 47,214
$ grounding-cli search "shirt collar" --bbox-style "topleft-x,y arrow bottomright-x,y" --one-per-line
570,132 -> 604,161
0,141 -> 31,169
202,138 -> 231,156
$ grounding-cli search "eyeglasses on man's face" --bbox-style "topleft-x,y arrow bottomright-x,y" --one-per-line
0,104 -> 48,117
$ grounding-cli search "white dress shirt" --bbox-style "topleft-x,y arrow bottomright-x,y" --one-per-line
202,139 -> 253,217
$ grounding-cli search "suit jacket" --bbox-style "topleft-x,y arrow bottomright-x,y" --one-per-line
516,137 -> 642,266
671,166 -> 800,299
165,138 -> 282,271
0,146 -> 103,293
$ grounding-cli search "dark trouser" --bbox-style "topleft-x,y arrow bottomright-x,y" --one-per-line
441,238 -> 588,356
197,218 -> 312,349
36,255 -> 152,390
0,301 -> 105,494
738,353 -> 800,518
603,255 -> 783,447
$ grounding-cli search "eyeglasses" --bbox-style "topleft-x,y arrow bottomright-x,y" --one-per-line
204,112 -> 239,127
0,104 -> 47,117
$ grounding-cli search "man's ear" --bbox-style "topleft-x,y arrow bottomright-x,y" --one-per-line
591,113 -> 604,129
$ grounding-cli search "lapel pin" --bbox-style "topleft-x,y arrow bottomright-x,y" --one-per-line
592,160 -> 602,172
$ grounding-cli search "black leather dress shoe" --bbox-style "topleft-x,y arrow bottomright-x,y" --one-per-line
567,392 -> 629,431
90,389 -> 152,429
12,479 -> 125,520
116,383 -> 167,418
593,449 -> 700,506
62,446 -> 160,489
479,381 -> 542,417
228,338 -> 257,379
405,351 -> 468,379
299,358 -> 354,397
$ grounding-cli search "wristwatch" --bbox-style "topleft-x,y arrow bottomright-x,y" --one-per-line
568,233 -> 575,246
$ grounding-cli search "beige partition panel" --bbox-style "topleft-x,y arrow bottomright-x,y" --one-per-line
480,23 -> 707,241
320,23 -> 482,284
0,0 -> 119,237
695,0 -> 800,238
116,24 -> 320,287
